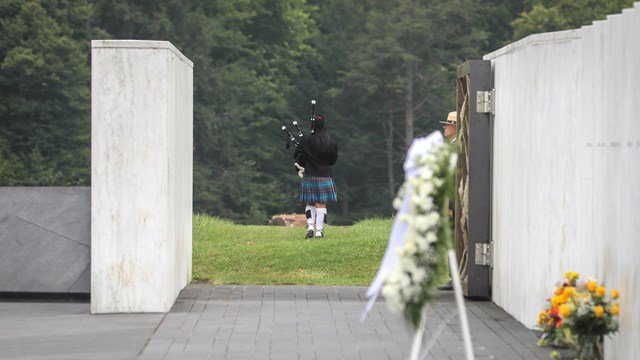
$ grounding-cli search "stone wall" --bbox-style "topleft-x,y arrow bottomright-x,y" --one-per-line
484,3 -> 639,358
0,187 -> 90,294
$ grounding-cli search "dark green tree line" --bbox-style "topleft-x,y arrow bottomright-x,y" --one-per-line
0,0 -> 105,185
1,0 -> 633,223
510,0 -> 634,41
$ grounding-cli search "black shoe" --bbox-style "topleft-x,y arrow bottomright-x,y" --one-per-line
305,230 -> 314,239
315,230 -> 324,238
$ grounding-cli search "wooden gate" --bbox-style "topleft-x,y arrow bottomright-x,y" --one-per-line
455,60 -> 492,298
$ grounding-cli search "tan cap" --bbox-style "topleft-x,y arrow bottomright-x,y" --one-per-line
439,111 -> 457,125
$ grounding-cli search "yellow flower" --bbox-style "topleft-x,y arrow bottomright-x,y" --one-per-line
612,289 -> 620,299
563,287 -> 575,296
612,303 -> 619,316
552,294 -> 569,306
594,306 -> 604,317
538,312 -> 545,325
587,280 -> 597,292
570,272 -> 580,280
565,271 -> 573,279
596,286 -> 606,298
559,304 -> 571,317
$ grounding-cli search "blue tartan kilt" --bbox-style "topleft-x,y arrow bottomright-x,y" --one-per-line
299,175 -> 337,203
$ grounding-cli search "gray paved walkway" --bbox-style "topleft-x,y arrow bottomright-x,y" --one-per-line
1,285 -> 552,360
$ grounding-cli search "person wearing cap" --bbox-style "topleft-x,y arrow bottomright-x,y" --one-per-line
293,114 -> 339,239
440,111 -> 457,218
438,111 -> 457,291
439,111 -> 457,142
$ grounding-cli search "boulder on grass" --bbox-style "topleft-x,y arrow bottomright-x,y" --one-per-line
269,214 -> 307,227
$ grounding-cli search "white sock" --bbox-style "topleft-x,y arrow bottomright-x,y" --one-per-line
305,205 -> 316,231
316,208 -> 327,235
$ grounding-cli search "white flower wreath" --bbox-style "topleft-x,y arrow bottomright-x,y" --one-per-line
381,142 -> 456,329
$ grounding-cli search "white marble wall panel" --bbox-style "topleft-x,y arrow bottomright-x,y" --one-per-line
91,40 -> 193,313
484,3 -> 639,358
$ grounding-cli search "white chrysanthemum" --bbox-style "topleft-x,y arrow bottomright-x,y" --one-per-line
399,257 -> 417,271
392,197 -> 402,211
418,196 -> 434,211
403,241 -> 418,257
403,283 -> 422,301
419,168 -> 434,180
408,199 -> 421,213
432,178 -> 444,188
412,267 -> 427,284
386,269 -> 402,284
425,232 -> 438,245
414,234 -> 428,251
414,214 -> 432,232
403,230 -> 417,245
425,212 -> 440,228
408,177 -> 421,187
407,200 -> 424,217
417,182 -> 435,198
382,283 -> 405,312
398,271 -> 412,289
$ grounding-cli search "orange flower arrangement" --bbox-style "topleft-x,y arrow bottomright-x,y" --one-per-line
537,272 -> 619,360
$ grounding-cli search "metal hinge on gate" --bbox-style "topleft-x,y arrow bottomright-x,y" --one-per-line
476,89 -> 495,115
475,243 -> 493,266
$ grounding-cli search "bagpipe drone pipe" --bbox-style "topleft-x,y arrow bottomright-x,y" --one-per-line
281,100 -> 317,177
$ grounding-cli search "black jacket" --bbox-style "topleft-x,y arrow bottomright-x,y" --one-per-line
293,133 -> 338,177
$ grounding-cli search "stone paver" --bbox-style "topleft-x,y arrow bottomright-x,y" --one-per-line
0,285 -> 552,360
0,301 -> 163,360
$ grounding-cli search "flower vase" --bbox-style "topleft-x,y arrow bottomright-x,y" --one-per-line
575,335 -> 604,360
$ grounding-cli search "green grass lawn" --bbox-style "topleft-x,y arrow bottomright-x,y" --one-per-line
192,214 -> 392,285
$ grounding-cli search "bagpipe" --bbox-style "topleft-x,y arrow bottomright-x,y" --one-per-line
281,100 -> 317,177
281,99 -> 318,149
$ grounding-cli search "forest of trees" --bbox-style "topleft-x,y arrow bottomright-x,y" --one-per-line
0,0 -> 633,224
